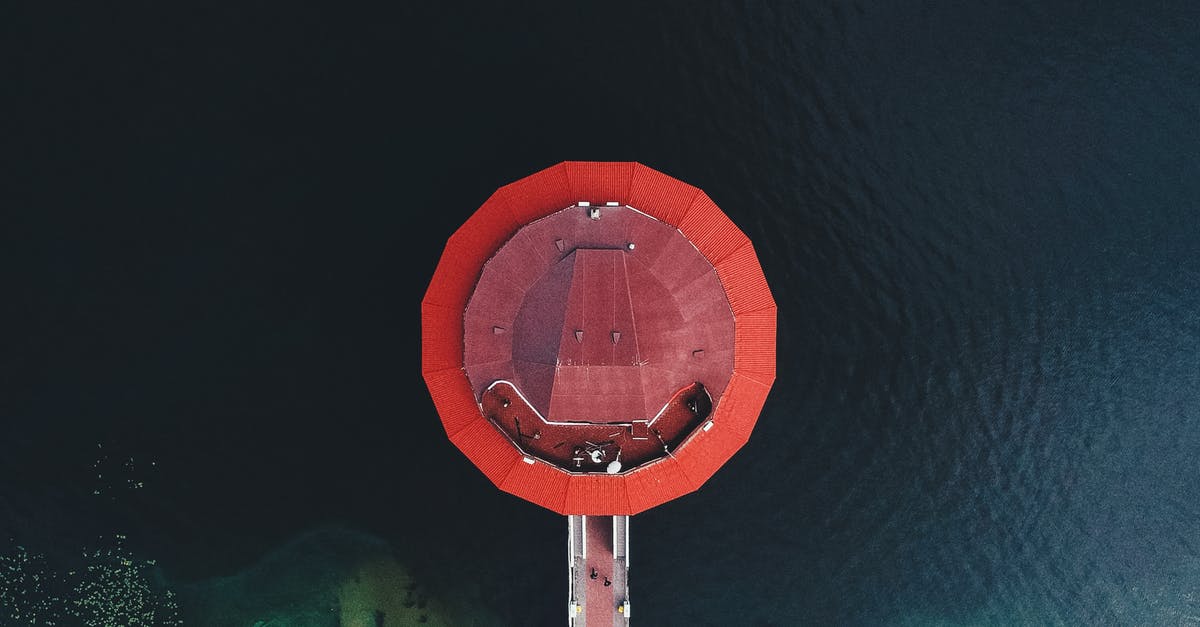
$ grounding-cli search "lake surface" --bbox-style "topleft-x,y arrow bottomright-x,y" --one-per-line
4,2 -> 1199,625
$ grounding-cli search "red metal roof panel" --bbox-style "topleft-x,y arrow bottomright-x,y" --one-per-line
499,163 -> 574,224
627,163 -> 700,227
563,474 -> 632,516
678,192 -> 749,265
565,161 -> 635,203
450,417 -> 522,487
501,460 -> 570,513
733,307 -> 778,384
448,208 -> 522,276
423,367 -> 482,438
672,372 -> 774,489
423,248 -> 482,309
707,371 -> 774,455
716,243 -> 776,315
420,302 -> 464,375
625,456 -> 694,514
670,430 -> 727,490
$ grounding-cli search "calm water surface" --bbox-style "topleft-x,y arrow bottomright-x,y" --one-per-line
4,2 -> 1199,625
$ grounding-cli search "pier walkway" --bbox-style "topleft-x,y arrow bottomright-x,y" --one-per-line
568,515 -> 630,626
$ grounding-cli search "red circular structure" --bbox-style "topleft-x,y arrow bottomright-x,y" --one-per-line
421,162 -> 775,515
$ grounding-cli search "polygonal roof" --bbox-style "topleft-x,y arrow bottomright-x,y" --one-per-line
421,161 -> 776,515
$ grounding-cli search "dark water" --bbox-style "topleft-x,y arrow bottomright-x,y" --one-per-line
4,2 -> 1200,625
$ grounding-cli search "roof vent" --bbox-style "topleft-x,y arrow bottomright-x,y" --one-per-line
588,207 -> 601,220
574,330 -> 584,343
611,331 -> 621,344
554,238 -> 565,252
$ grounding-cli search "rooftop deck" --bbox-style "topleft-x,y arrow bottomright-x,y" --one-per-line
482,380 -> 712,472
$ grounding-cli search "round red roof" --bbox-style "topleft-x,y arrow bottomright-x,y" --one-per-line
421,162 -> 776,515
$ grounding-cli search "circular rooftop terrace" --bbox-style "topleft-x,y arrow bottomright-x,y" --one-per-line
421,162 -> 776,515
